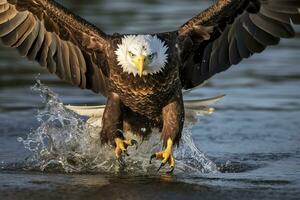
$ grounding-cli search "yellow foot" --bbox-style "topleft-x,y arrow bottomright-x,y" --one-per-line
114,137 -> 138,162
149,138 -> 175,174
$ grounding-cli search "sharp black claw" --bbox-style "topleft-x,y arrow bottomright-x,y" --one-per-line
122,150 -> 129,156
117,156 -> 126,167
157,163 -> 165,172
167,167 -> 174,174
131,139 -> 138,150
149,154 -> 156,164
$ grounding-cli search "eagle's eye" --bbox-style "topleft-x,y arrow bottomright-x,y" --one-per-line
147,53 -> 156,60
128,51 -> 136,57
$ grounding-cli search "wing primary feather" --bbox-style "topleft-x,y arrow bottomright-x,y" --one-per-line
27,20 -> 45,60
260,6 -> 292,24
55,35 -> 66,80
242,14 -> 280,46
249,13 -> 295,38
0,2 -> 9,13
235,20 -> 251,58
61,41 -> 72,82
73,46 -> 87,89
38,31 -> 51,67
17,18 -> 40,56
209,39 -> 221,74
0,1 -> 8,6
46,33 -> 57,73
46,49 -> 57,74
200,42 -> 212,76
0,4 -> 17,24
229,37 -> 242,65
1,13 -> 34,47
241,24 -> 266,53
264,3 -> 300,14
68,42 -> 81,86
217,27 -> 230,68
0,11 -> 28,37
227,22 -> 243,64
209,54 -> 219,74
11,14 -> 36,48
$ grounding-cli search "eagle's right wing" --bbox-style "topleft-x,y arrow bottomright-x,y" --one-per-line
0,0 -> 110,95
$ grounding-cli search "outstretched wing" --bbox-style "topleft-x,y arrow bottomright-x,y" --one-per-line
0,0 -> 110,95
178,0 -> 300,89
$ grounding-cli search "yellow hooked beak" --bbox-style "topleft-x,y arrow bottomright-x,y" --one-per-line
133,55 -> 145,77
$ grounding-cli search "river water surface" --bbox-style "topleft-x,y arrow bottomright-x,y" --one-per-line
0,0 -> 300,200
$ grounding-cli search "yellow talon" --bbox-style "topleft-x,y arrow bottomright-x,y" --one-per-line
114,137 -> 137,159
150,138 -> 175,173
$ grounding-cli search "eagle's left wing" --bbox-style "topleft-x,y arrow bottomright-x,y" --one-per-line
176,0 -> 300,89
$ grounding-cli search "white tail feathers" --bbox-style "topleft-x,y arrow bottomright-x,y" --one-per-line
184,94 -> 225,123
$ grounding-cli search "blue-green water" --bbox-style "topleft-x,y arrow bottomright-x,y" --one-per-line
0,0 -> 300,199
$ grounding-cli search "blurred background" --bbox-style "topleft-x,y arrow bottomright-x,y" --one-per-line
0,0 -> 299,199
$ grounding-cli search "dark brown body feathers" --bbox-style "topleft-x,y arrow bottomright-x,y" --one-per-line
101,36 -> 184,145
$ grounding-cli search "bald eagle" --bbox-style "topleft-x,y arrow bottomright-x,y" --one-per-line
0,0 -> 299,173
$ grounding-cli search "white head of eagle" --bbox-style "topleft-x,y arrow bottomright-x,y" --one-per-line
115,35 -> 169,77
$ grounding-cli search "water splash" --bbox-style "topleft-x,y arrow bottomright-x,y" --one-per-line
18,80 -> 217,174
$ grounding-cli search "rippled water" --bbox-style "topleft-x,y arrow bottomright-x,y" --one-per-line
0,0 -> 300,199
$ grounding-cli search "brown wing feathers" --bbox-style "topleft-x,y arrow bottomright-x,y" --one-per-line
179,0 -> 300,89
0,0 -> 109,95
